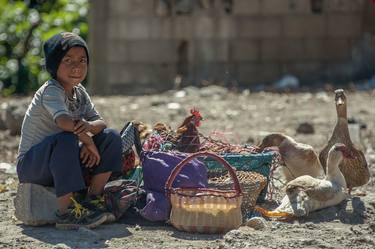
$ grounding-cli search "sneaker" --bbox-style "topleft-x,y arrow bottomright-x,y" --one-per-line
83,195 -> 116,223
55,197 -> 107,230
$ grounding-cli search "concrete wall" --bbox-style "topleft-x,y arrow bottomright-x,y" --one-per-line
88,0 -> 374,94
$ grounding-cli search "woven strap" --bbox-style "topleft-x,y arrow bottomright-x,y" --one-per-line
165,152 -> 242,197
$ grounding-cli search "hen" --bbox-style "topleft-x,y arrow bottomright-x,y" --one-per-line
175,108 -> 203,153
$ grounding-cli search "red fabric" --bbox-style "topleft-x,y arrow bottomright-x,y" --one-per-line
122,151 -> 136,174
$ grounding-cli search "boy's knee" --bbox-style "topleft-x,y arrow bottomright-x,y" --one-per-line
55,132 -> 78,147
103,128 -> 121,145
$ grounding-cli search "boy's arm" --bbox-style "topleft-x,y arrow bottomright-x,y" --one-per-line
56,115 -> 101,165
74,118 -> 107,135
55,115 -> 93,143
55,114 -> 76,132
79,84 -> 106,135
56,114 -> 106,135
89,119 -> 106,134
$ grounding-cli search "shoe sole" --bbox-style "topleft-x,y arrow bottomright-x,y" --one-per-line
55,214 -> 107,230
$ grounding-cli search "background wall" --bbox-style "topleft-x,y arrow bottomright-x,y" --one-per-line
88,0 -> 375,94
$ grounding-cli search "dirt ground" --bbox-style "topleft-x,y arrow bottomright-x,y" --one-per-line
0,87 -> 375,249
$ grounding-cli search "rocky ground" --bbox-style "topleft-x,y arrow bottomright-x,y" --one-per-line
0,86 -> 375,249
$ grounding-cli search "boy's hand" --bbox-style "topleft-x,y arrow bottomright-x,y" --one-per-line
78,133 -> 94,145
74,119 -> 92,135
80,144 -> 100,168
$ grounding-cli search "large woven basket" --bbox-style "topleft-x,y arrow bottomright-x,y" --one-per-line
166,152 -> 243,234
208,171 -> 267,218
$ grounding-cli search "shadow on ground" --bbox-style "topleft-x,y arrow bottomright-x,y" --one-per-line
20,223 -> 131,248
299,197 -> 366,224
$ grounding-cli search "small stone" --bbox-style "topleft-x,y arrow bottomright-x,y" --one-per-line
0,163 -> 16,174
246,136 -> 255,144
167,102 -> 181,110
52,243 -> 71,249
271,221 -> 283,230
4,101 -> 28,135
175,90 -> 186,98
245,217 -> 267,230
350,226 -> 363,235
0,184 -> 6,193
304,222 -> 317,229
296,122 -> 315,134
368,223 -> 375,232
135,224 -> 141,231
0,111 -> 6,130
300,239 -> 315,246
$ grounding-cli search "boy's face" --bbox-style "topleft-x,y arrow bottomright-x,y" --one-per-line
56,46 -> 88,89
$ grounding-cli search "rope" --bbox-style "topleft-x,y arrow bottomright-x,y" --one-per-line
266,151 -> 302,202
266,151 -> 284,201
199,133 -> 259,154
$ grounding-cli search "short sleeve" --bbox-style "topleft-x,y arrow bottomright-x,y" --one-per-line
41,85 -> 70,120
80,85 -> 101,121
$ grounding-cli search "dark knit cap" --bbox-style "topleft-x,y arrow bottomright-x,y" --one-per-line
43,32 -> 89,79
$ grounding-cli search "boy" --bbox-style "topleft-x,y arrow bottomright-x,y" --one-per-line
16,32 -> 122,229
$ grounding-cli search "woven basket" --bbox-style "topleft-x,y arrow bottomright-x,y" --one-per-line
203,152 -> 275,201
208,171 -> 267,218
166,152 -> 243,234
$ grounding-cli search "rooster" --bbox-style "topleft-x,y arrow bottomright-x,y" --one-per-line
175,108 -> 203,153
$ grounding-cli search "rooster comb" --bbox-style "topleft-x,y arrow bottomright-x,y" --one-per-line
190,108 -> 201,117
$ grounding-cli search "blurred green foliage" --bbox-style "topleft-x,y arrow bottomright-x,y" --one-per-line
0,0 -> 88,96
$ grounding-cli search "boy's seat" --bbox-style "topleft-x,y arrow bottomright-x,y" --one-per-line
14,183 -> 57,226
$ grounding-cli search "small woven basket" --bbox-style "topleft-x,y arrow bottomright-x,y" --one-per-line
208,171 -> 267,218
203,152 -> 275,201
166,152 -> 243,234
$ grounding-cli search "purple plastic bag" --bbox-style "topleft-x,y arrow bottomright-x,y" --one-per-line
140,191 -> 170,222
140,151 -> 207,221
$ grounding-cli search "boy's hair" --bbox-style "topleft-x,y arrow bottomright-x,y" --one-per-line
43,32 -> 89,79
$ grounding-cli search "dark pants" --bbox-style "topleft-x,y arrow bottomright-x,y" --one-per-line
17,129 -> 122,197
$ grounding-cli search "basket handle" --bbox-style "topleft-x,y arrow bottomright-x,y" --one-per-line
165,152 -> 242,196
